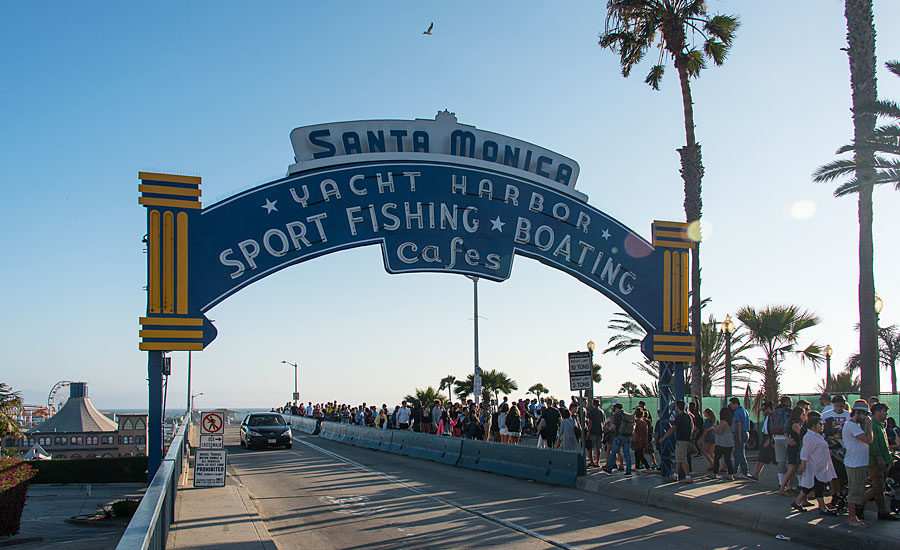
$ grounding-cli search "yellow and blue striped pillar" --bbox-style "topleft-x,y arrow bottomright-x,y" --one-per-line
138,171 -> 203,481
648,220 -> 696,478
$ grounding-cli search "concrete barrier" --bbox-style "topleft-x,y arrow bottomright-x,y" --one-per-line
318,421 -> 346,442
389,431 -> 462,466
457,439 -> 579,487
283,415 -> 318,435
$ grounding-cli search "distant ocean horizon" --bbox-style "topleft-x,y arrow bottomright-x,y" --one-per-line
104,408 -> 273,420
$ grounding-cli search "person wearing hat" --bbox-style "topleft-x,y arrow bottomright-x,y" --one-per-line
842,399 -> 874,527
866,402 -> 899,521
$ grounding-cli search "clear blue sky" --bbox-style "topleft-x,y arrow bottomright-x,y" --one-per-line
2,1 -> 900,411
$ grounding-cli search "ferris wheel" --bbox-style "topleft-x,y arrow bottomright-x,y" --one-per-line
48,381 -> 73,413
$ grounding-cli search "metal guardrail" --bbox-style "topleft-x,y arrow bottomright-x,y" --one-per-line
116,416 -> 189,550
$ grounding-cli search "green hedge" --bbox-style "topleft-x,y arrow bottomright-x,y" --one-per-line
30,456 -> 147,484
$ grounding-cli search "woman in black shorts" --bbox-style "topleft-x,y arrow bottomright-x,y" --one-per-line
778,406 -> 806,495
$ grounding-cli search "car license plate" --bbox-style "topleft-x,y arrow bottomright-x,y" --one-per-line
267,438 -> 276,443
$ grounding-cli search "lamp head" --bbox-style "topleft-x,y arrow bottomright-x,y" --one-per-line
722,314 -> 735,334
824,344 -> 832,358
875,294 -> 883,314
587,340 -> 595,352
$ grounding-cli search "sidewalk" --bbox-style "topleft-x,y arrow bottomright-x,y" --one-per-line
577,451 -> 897,550
165,426 -> 277,550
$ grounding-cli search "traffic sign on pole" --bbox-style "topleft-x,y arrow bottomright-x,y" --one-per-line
194,449 -> 226,487
568,351 -> 592,391
200,411 -> 224,435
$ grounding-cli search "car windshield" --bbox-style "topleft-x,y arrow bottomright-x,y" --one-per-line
248,415 -> 286,427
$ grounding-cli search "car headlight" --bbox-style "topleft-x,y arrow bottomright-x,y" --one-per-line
283,427 -> 292,435
248,430 -> 262,437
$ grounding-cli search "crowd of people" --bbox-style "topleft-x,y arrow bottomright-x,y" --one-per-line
274,391 -> 900,526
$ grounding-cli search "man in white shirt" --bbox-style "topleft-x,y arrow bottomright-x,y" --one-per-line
819,393 -> 834,416
397,401 -> 411,430
822,395 -> 851,506
842,399 -> 874,527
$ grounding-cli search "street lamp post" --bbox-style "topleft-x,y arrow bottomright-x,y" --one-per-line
281,361 -> 299,406
824,345 -> 833,391
190,392 -> 204,420
722,315 -> 735,399
583,341 -> 595,460
468,276 -> 481,406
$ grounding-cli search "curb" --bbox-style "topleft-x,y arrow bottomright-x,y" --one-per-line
576,476 -> 893,550
236,484 -> 279,550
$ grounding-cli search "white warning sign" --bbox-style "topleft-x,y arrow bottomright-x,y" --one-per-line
193,449 -> 226,487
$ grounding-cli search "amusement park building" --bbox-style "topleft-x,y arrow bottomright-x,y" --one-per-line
2,382 -> 148,459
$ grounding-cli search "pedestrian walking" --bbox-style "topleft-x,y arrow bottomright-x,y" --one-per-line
772,396 -> 793,489
729,397 -> 751,478
710,407 -> 735,480
750,401 -> 776,481
778,406 -> 807,495
602,403 -> 634,477
792,411 -> 838,516
843,399 -> 873,527
660,400 -> 693,483
586,399 -> 606,467
867,402 -> 899,521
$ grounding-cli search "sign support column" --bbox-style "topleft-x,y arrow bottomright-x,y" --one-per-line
147,350 -> 163,482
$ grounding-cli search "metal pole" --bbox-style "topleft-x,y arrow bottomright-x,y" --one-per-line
294,364 -> 298,406
473,277 -> 480,406
825,354 -> 831,392
186,351 -> 191,416
724,330 -> 732,399
148,350 -> 163,483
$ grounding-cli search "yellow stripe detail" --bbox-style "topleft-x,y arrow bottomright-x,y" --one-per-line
654,334 -> 694,343
653,229 -> 689,239
139,172 -> 201,185
139,184 -> 202,197
140,316 -> 203,326
653,240 -> 694,249
139,197 -> 202,209
148,210 -> 160,314
163,212 -> 174,314
653,354 -> 693,363
672,251 -> 681,331
140,342 -> 204,351
653,344 -> 693,352
177,212 -> 188,315
140,329 -> 203,338
681,251 -> 690,331
663,251 -> 671,333
653,220 -> 688,229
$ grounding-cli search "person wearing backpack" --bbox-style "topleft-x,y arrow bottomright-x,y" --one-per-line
772,396 -> 794,489
602,403 -> 634,477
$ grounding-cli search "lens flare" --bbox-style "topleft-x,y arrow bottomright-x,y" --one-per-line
791,200 -> 816,220
686,220 -> 704,242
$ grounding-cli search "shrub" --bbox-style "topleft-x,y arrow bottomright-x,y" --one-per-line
112,498 -> 140,518
1,457 -> 36,537
30,456 -> 147,484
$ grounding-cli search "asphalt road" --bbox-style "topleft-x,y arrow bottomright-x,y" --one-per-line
226,428 -> 812,550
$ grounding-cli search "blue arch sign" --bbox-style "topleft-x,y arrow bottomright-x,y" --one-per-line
137,111 -> 694,478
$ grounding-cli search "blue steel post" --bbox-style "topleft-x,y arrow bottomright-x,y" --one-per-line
148,350 -> 163,482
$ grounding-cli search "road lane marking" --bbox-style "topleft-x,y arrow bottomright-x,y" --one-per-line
292,435 -> 581,550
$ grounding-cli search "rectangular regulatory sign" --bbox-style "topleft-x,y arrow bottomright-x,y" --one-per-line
193,449 -> 226,487
568,351 -> 593,391
199,433 -> 224,449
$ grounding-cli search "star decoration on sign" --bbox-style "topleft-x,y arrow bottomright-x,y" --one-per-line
490,216 -> 505,233
262,199 -> 278,214
601,229 -> 611,240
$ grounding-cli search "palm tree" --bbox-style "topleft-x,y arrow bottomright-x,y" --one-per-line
404,387 -> 440,409
844,324 -> 900,394
480,370 -> 518,405
453,377 -> 474,402
736,305 -> 823,404
0,383 -> 25,439
812,1 -> 879,398
698,314 -> 754,396
439,375 -> 457,403
620,381 -> 640,397
527,383 -> 549,401
591,364 -> 603,384
599,1 -> 740,400
818,372 -> 861,394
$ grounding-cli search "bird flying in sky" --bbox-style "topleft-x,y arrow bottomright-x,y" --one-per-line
423,22 -> 433,35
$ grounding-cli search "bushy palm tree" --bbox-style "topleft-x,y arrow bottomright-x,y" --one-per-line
620,381 -> 640,397
0,383 -> 25,439
599,1 -> 740,399
404,387 -> 440,409
453,377 -> 474,402
439,375 -> 457,403
527,383 -> 549,401
845,324 -> 900,394
736,305 -> 823,404
818,372 -> 861,394
812,2 -> 880,398
480,370 -> 518,405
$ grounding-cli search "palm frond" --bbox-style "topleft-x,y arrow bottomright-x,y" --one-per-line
645,64 -> 665,89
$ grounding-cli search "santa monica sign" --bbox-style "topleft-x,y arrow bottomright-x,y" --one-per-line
136,110 -> 695,477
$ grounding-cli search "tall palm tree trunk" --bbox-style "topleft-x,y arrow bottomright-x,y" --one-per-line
845,0 -> 879,398
674,53 -> 705,403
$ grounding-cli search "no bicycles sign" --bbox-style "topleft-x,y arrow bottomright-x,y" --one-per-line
201,411 -> 224,435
